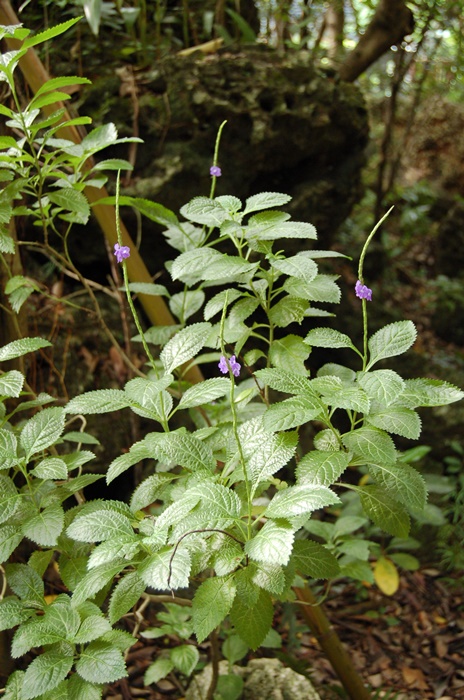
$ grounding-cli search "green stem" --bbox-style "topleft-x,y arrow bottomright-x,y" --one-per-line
209,120 -> 227,200
115,171 -> 158,376
218,293 -> 253,539
357,206 -> 394,371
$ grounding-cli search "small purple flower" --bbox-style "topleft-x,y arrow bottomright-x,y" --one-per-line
114,243 -> 130,264
218,354 -> 241,377
210,165 -> 222,177
355,280 -> 372,301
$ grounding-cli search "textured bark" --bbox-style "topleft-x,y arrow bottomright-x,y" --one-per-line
339,0 -> 414,82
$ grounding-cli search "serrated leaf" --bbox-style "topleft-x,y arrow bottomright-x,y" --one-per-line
169,289 -> 205,321
144,658 -> 174,685
0,337 -> 51,361
22,17 -> 81,48
342,427 -> 396,465
252,562 -> 285,595
22,504 -> 64,546
357,485 -> 410,537
265,484 -> 339,519
5,563 -> 44,605
0,596 -> 30,632
366,407 -> 421,439
67,675 -> 103,700
229,587 -> 273,650
35,75 -> 91,97
125,197 -> 178,227
74,615 -> 112,644
254,368 -> 312,395
125,282 -> 169,296
367,321 -> 417,369
76,641 -> 127,683
177,378 -> 231,409
304,327 -> 355,350
374,556 -> 399,595
333,515 -> 367,538
0,370 -> 24,397
397,378 -> 464,408
108,571 -> 145,625
160,323 -> 211,373
292,539 -> 340,579
156,431 -> 216,472
340,559 -> 374,583
186,482 -> 242,528
67,510 -> 134,543
268,296 -> 308,327
0,474 -> 20,523
296,450 -> 351,486
269,334 -> 311,373
204,289 -> 243,321
253,221 -> 317,240
357,370 -> 405,408
0,230 -> 15,254
285,274 -> 340,303
71,561 -> 127,607
262,395 -> 322,432
180,196 -> 230,226
313,428 -> 341,452
271,255 -> 318,281
87,539 -> 139,570
201,254 -> 258,281
20,407 -> 65,460
63,431 -> 100,445
3,670 -> 25,700
170,644 -> 199,676
21,650 -> 74,699
0,525 -> 24,564
92,158 -> 133,171
30,457 -> 68,480
171,248 -> 222,283
192,576 -> 236,643
11,620 -> 61,658
48,189 -> 90,224
42,594 -> 80,639
245,520 -> 294,566
66,389 -> 132,415
368,462 -> 427,512
155,492 -> 202,530
246,431 -> 297,493
318,363 -> 356,383
138,546 -> 191,591
59,556 -> 89,591
244,191 -> 291,214
0,428 -> 18,471
130,473 -> 173,513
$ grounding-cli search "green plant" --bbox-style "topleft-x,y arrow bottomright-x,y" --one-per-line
1,18 -> 463,700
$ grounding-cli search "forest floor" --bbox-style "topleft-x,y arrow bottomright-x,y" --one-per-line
104,570 -> 464,700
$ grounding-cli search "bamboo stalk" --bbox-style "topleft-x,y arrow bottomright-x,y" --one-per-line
0,0 -> 204,383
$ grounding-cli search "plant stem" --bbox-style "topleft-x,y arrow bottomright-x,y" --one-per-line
294,585 -> 372,700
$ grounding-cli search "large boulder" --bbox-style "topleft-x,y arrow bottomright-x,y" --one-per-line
186,658 -> 321,700
81,47 -> 368,255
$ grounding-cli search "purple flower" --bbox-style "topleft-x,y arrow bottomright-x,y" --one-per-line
218,354 -> 241,377
114,243 -> 130,263
355,280 -> 372,301
210,165 -> 222,177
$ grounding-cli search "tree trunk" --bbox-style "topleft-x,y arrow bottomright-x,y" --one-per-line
339,0 -> 414,82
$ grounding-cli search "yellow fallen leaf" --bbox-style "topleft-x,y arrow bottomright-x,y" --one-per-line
374,556 -> 399,596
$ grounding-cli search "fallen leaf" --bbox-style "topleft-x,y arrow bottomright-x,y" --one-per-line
401,665 -> 429,690
374,556 -> 400,596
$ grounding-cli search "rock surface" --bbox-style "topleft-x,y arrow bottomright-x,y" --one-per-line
186,658 -> 321,700
81,47 -> 368,257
